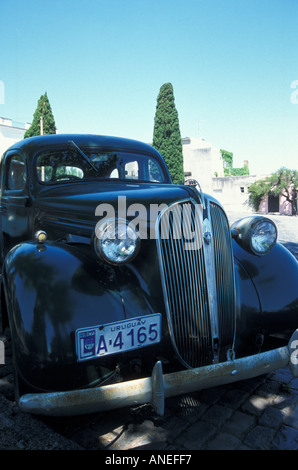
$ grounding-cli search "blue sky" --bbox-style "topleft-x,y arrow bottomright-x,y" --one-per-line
0,0 -> 297,175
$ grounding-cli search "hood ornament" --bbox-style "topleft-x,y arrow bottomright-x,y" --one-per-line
184,178 -> 205,209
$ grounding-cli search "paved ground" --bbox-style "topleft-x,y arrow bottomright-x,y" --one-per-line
0,212 -> 297,451
42,367 -> 298,451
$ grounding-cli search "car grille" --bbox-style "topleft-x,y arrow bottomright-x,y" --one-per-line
156,199 -> 236,368
209,202 -> 236,356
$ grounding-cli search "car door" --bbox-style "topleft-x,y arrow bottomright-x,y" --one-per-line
0,151 -> 32,263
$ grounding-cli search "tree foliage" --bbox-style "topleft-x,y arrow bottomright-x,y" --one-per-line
247,179 -> 270,212
220,149 -> 249,176
248,167 -> 298,214
24,92 -> 56,138
220,149 -> 233,175
152,83 -> 184,184
230,167 -> 249,176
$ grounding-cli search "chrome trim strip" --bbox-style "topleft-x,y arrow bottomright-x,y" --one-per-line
209,202 -> 237,357
202,203 -> 219,363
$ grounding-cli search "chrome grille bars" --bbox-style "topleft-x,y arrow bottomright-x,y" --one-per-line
156,199 -> 236,368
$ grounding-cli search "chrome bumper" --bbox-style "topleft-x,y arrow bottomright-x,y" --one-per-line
19,329 -> 298,417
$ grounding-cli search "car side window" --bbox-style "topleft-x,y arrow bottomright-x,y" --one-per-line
124,160 -> 139,179
5,154 -> 27,191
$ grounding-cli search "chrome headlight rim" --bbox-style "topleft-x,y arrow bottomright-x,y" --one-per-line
250,218 -> 277,255
93,217 -> 141,265
232,216 -> 277,256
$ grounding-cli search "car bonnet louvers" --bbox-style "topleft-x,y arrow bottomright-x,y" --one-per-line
156,198 -> 236,369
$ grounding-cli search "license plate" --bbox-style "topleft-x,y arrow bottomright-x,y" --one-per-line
75,313 -> 161,362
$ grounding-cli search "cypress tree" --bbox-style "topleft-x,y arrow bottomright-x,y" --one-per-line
24,92 -> 57,138
153,83 -> 184,184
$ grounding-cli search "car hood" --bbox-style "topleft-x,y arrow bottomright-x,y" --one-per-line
35,181 -> 198,238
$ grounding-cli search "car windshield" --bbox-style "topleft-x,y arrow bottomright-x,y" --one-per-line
35,147 -> 167,184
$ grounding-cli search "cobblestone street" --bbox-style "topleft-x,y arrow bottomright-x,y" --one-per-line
43,366 -> 298,450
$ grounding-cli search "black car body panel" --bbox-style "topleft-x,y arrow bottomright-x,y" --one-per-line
233,240 -> 298,343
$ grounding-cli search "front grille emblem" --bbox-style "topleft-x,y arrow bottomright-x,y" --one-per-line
203,218 -> 212,244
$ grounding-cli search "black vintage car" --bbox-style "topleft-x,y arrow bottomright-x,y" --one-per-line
0,134 -> 297,416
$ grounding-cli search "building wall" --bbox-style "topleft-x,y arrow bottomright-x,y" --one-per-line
211,175 -> 258,212
0,117 -> 30,157
259,194 -> 293,215
182,136 -> 259,212
181,136 -> 295,215
182,136 -> 224,195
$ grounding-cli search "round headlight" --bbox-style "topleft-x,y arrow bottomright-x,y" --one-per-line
251,219 -> 277,255
232,216 -> 277,256
94,218 -> 140,265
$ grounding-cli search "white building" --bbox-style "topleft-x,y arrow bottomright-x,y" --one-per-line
182,136 -> 257,213
211,174 -> 258,212
182,136 -> 224,195
0,117 -> 30,157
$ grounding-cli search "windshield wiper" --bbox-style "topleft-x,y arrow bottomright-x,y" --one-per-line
67,140 -> 98,173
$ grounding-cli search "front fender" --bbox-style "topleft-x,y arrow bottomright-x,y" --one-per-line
232,239 -> 298,344
2,240 -> 141,392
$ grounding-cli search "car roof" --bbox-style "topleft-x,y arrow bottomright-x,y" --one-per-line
6,134 -> 162,158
